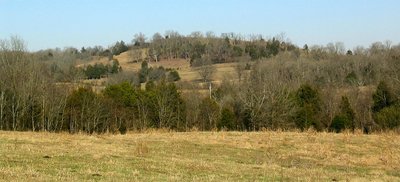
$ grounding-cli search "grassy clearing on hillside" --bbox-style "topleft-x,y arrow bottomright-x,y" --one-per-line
0,131 -> 399,181
92,50 -> 239,83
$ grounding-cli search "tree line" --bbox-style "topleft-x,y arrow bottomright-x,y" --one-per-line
35,31 -> 296,65
83,60 -> 121,79
0,35 -> 400,133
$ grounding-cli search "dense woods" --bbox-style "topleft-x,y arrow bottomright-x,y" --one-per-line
1,33 -> 400,134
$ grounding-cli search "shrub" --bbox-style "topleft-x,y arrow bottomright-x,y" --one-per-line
345,71 -> 358,85
103,82 -> 136,107
168,70 -> 181,82
330,115 -> 351,133
84,62 -> 121,79
330,96 -> 356,133
218,108 -> 235,130
110,60 -> 122,74
232,46 -> 243,57
148,67 -> 166,81
138,61 -> 149,83
119,122 -> 128,134
374,105 -> 400,130
85,63 -> 109,79
245,63 -> 251,70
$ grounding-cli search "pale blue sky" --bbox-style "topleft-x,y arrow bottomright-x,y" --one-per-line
1,0 -> 399,51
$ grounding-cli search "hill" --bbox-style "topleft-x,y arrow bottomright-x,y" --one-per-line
82,50 -> 239,84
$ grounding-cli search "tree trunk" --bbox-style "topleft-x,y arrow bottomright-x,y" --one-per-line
0,91 -> 4,130
41,96 -> 45,131
11,95 -> 18,131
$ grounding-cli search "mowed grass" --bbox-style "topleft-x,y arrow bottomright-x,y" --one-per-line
0,131 -> 399,181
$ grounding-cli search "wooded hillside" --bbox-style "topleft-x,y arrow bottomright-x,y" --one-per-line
1,34 -> 400,133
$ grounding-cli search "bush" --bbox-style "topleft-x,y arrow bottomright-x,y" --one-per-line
245,63 -> 251,70
330,96 -> 356,133
374,105 -> 400,130
110,60 -> 122,74
148,67 -> 166,81
168,70 -> 181,82
119,121 -> 128,134
84,62 -> 121,79
294,107 -> 323,131
218,108 -> 235,130
345,71 -> 358,85
330,115 -> 351,133
339,96 -> 355,128
103,82 -> 136,107
138,61 -> 149,83
232,46 -> 243,57
85,63 -> 109,79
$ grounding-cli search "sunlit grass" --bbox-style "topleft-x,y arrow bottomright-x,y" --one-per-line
0,131 -> 399,181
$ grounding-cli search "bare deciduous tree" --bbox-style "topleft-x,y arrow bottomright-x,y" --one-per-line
196,57 -> 216,83
133,32 -> 147,46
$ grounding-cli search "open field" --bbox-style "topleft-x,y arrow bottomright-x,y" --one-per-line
82,51 -> 240,83
0,131 -> 399,181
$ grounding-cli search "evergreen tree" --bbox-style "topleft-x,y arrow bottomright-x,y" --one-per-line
168,70 -> 181,82
375,106 -> 400,129
218,107 -> 235,130
330,96 -> 355,132
139,61 -> 149,83
110,60 -> 121,74
372,81 -> 399,130
111,41 -> 128,55
293,84 -> 323,131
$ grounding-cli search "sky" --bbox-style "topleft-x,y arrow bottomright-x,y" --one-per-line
1,0 -> 399,51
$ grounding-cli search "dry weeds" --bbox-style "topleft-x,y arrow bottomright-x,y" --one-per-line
0,131 -> 399,181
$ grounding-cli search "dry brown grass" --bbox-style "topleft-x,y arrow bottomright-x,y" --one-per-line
71,51 -> 243,96
85,51 -> 239,84
0,131 -> 399,181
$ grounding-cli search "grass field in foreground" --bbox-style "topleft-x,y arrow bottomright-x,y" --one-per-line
0,131 -> 399,181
